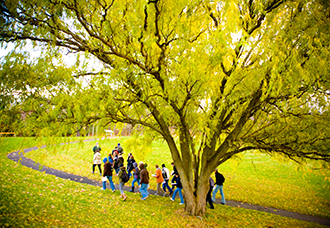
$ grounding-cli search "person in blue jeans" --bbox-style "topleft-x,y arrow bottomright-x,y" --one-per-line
139,162 -> 150,200
101,157 -> 116,192
212,169 -> 226,205
117,164 -> 127,201
170,175 -> 184,204
130,162 -> 140,192
161,164 -> 173,195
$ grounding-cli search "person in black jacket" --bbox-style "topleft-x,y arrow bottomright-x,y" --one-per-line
170,162 -> 178,190
212,169 -> 226,205
127,154 -> 135,177
170,174 -> 184,204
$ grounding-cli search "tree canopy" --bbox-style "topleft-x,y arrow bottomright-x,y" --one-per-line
1,0 -> 330,215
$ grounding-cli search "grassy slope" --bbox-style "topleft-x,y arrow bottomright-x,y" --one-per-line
0,137 -> 328,227
25,137 -> 330,218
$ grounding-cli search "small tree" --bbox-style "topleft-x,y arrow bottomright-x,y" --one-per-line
1,0 -> 330,215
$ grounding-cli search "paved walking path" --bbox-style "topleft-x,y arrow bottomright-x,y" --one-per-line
7,144 -> 330,227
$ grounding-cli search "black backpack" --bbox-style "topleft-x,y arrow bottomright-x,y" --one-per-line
219,174 -> 225,185
121,169 -> 129,183
114,160 -> 118,169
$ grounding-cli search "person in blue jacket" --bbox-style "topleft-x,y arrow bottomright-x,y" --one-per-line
170,174 -> 184,205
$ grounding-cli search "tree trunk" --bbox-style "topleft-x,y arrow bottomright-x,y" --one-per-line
182,172 -> 210,216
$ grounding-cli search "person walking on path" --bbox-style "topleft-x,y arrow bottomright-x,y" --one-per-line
117,143 -> 124,153
207,177 -> 215,209
139,162 -> 150,200
112,146 -> 119,156
212,169 -> 226,205
161,164 -> 173,195
117,164 -> 128,201
153,165 -> 166,196
171,162 -> 178,190
130,162 -> 140,193
116,153 -> 124,174
101,157 -> 116,192
113,154 -> 119,174
92,150 -> 102,175
127,154 -> 135,177
170,174 -> 184,205
93,142 -> 101,154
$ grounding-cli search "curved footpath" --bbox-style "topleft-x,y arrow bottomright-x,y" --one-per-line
7,144 -> 330,227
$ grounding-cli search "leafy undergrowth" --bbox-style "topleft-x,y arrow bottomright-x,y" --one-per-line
3,137 -> 330,222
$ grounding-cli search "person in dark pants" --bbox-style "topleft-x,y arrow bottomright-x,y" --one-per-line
92,150 -> 102,175
171,162 -> 178,190
127,154 -> 135,177
206,177 -> 215,209
130,162 -> 140,193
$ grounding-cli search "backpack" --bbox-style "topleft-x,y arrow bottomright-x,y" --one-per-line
219,173 -> 225,185
162,169 -> 168,179
121,169 -> 129,183
114,160 -> 118,169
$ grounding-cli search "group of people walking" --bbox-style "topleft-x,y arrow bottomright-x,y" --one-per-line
91,142 -> 226,208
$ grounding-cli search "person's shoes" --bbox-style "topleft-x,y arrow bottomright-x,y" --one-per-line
212,199 -> 215,202
209,206 -> 214,209
179,203 -> 184,205
141,195 -> 149,200
112,190 -> 116,192
122,194 -> 127,201
221,203 -> 225,205
155,193 -> 158,196
100,173 -> 102,176
100,188 -> 105,190
91,172 -> 94,174
170,198 -> 174,202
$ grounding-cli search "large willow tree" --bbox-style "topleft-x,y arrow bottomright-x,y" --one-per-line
1,0 -> 330,215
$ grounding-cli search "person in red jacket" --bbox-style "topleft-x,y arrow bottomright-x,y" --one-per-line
153,165 -> 166,196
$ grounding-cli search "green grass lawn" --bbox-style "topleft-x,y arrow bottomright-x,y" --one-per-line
0,136 -> 329,227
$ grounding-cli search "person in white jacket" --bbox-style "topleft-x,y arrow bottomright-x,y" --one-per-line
92,151 -> 102,175
162,164 -> 173,195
